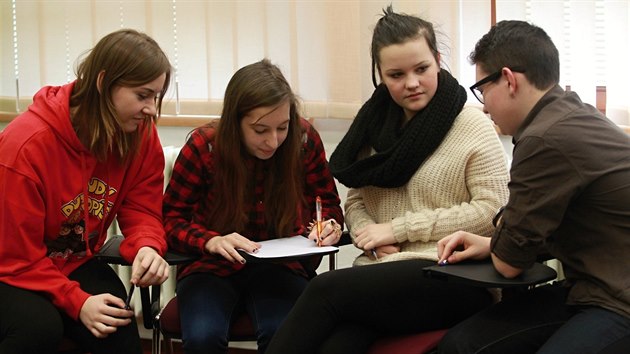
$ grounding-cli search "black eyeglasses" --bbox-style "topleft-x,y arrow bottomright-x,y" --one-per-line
469,67 -> 526,104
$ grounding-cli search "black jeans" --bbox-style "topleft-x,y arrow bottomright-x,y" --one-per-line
438,283 -> 630,354
0,259 -> 142,354
266,259 -> 493,354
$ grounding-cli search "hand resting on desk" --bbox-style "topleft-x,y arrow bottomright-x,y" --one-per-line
205,232 -> 262,264
437,230 -> 492,265
438,231 -> 525,279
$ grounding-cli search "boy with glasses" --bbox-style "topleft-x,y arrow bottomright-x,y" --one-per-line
437,20 -> 630,353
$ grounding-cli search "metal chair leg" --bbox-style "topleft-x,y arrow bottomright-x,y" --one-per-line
152,326 -> 161,354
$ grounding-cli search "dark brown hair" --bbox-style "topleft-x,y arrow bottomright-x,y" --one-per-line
205,59 -> 304,236
469,20 -> 559,90
370,5 -> 440,87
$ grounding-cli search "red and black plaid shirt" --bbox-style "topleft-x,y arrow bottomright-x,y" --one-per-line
163,118 -> 343,279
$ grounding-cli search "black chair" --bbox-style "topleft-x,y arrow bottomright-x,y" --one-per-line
94,235 -> 198,354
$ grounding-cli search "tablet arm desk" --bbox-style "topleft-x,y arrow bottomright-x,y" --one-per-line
423,260 -> 557,288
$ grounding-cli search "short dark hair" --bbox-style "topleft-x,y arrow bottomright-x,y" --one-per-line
469,20 -> 559,90
370,5 -> 440,87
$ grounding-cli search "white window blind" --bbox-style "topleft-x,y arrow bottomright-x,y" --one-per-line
1,0 -> 628,123
496,0 -> 629,123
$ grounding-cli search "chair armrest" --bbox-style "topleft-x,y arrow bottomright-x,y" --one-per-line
94,235 -> 129,265
422,260 -> 557,288
96,234 -> 199,265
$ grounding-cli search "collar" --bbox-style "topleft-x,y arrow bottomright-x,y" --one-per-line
512,85 -> 564,144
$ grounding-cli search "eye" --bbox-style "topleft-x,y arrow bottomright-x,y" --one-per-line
416,66 -> 429,73
254,128 -> 266,134
389,72 -> 403,79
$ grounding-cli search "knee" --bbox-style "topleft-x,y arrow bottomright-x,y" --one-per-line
437,328 -> 466,354
306,271 -> 338,296
256,318 -> 282,343
4,311 -> 63,352
181,324 -> 229,353
33,308 -> 64,336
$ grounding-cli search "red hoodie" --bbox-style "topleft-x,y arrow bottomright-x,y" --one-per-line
0,82 -> 167,320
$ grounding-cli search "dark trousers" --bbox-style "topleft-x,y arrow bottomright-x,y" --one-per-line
176,263 -> 309,354
266,259 -> 494,354
0,259 -> 142,354
438,283 -> 630,354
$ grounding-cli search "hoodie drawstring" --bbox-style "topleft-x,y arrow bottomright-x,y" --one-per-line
80,154 -> 93,257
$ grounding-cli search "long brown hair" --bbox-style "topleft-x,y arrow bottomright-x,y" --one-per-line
206,59 -> 304,236
70,29 -> 172,162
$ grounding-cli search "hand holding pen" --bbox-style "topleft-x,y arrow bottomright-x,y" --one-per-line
353,223 -> 397,260
130,247 -> 169,287
307,196 -> 343,246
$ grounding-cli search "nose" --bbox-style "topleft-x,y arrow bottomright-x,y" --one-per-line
266,131 -> 279,149
406,75 -> 420,89
142,99 -> 157,116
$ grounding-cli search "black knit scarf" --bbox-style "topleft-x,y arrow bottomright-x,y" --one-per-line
329,70 -> 467,188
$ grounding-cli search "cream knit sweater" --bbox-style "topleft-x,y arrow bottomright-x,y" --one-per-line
348,107 -> 510,266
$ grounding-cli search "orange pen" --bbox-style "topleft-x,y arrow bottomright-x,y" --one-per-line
315,196 -> 322,247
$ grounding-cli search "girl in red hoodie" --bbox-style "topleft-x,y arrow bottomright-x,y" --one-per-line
0,29 -> 171,354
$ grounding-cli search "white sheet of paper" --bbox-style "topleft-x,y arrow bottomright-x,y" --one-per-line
241,235 -> 338,259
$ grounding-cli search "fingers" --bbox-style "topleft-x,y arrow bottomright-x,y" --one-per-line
131,247 -> 169,286
80,294 -> 133,339
354,232 -> 375,250
206,233 -> 260,264
135,258 -> 170,287
437,232 -> 464,264
378,244 -> 400,256
90,308 -> 132,338
353,223 -> 395,250
219,244 -> 247,264
353,227 -> 368,249
318,219 -> 342,246
90,322 -> 117,338
437,231 -> 491,264
307,226 -> 319,243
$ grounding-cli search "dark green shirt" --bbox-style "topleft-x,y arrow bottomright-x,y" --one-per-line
492,85 -> 630,318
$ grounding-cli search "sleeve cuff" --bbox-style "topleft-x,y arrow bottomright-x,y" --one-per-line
391,217 -> 407,243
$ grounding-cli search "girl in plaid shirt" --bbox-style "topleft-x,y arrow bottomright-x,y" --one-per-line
163,59 -> 343,353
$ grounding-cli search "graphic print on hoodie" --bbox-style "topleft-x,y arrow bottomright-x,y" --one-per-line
45,177 -> 118,260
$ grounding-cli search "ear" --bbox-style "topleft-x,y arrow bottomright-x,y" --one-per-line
96,70 -> 105,94
502,67 -> 518,96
